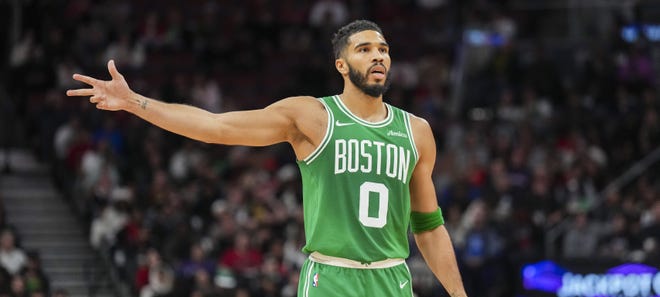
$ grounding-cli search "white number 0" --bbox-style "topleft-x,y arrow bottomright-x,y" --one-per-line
359,182 -> 389,228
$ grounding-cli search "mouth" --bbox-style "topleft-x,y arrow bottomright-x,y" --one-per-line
369,64 -> 387,80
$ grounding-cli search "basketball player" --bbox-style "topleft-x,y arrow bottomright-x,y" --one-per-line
67,20 -> 467,297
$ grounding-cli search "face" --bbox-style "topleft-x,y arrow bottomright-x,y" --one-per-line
339,30 -> 392,97
0,231 -> 14,250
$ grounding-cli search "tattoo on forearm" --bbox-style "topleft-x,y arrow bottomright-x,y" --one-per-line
140,99 -> 148,110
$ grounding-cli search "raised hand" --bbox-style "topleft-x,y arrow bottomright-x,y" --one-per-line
66,60 -> 136,111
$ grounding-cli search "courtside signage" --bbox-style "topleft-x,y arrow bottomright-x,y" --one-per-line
522,260 -> 660,297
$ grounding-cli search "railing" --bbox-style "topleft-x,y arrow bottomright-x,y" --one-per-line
600,145 -> 660,197
84,241 -> 131,297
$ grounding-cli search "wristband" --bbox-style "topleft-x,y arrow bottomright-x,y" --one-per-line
410,207 -> 444,233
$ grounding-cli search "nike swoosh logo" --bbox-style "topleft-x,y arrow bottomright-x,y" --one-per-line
399,280 -> 408,289
335,120 -> 355,126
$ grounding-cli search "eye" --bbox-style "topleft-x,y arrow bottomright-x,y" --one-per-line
358,47 -> 369,53
379,47 -> 389,54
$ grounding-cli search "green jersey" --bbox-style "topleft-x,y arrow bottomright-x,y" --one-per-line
297,95 -> 419,263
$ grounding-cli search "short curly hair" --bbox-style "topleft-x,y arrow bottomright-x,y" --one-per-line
331,20 -> 384,59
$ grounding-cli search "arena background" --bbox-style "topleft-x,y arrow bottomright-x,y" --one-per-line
0,1 -> 659,297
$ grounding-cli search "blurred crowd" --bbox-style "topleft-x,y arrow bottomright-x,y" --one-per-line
0,214 -> 55,297
1,0 -> 660,297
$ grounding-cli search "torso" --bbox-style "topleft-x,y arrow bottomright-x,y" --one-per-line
296,95 -> 419,262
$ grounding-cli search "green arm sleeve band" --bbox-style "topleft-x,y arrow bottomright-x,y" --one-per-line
410,207 -> 445,234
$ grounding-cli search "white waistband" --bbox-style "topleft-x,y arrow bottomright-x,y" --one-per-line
308,252 -> 405,269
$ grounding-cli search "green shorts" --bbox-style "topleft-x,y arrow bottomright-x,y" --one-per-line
297,253 -> 413,297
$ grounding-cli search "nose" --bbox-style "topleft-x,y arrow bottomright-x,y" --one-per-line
371,49 -> 385,63
371,53 -> 384,63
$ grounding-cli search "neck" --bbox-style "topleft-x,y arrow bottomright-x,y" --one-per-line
339,85 -> 387,122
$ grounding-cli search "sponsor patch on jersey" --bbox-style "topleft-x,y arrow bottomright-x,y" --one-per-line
387,130 -> 408,138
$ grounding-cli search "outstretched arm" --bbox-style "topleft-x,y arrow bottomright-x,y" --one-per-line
409,116 -> 467,297
66,60 -> 314,148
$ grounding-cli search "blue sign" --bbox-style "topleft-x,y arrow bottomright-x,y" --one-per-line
522,260 -> 660,297
464,29 -> 506,47
621,24 -> 660,43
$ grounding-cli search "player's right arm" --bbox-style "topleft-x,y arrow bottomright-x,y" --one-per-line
67,60 -> 322,154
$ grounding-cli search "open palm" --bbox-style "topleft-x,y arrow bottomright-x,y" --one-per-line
66,60 -> 135,111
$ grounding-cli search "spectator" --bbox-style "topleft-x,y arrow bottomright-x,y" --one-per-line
103,31 -> 145,70
9,275 -> 27,297
219,232 -> 262,279
308,0 -> 349,28
190,74 -> 223,114
135,248 -> 174,297
459,200 -> 505,297
55,58 -> 83,91
53,117 -> 81,163
168,141 -> 204,183
89,201 -> 128,249
19,252 -> 50,296
139,264 -> 174,297
187,268 -> 216,297
0,229 -> 26,276
597,213 -> 632,260
562,212 -> 602,258
175,243 -> 215,280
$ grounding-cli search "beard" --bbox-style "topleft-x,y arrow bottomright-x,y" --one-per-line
347,63 -> 392,98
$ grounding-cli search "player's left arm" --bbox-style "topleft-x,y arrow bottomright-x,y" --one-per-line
409,115 -> 468,297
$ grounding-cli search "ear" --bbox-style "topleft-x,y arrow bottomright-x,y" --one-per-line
335,58 -> 349,75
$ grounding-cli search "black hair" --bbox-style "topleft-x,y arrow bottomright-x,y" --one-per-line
331,20 -> 383,59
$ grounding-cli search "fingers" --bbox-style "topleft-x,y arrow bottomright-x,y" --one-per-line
96,101 -> 108,110
89,96 -> 108,110
72,73 -> 102,86
66,88 -> 95,97
108,60 -> 124,80
71,60 -> 122,87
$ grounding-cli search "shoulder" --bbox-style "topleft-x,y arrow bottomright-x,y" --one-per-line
407,113 -> 436,156
407,113 -> 433,138
267,96 -> 326,115
270,96 -> 329,154
269,95 -> 329,136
